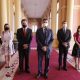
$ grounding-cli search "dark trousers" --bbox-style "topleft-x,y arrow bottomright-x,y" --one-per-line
58,47 -> 68,68
38,50 -> 50,74
18,49 -> 29,71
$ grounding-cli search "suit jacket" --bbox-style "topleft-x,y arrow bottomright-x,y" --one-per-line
57,28 -> 71,49
36,27 -> 53,52
16,28 -> 32,50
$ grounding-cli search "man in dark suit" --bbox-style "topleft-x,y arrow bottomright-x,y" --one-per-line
36,19 -> 53,79
57,21 -> 71,71
16,19 -> 32,73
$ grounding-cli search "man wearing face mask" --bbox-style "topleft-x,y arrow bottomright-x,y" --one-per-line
36,19 -> 53,79
17,19 -> 32,73
57,21 -> 71,71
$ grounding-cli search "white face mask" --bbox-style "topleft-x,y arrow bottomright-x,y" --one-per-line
63,23 -> 67,29
43,23 -> 48,27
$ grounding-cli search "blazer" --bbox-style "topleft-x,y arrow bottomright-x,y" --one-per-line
16,28 -> 32,50
36,27 -> 53,52
57,28 -> 71,48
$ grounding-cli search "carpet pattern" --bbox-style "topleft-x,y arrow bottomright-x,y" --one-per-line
13,49 -> 80,80
0,52 -> 18,80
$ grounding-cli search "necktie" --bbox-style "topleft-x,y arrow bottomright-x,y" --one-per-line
43,28 -> 46,33
63,28 -> 66,33
43,28 -> 46,38
23,28 -> 26,37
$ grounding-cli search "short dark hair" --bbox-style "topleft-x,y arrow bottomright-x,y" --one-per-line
4,23 -> 9,28
42,18 -> 48,22
62,21 -> 67,24
21,19 -> 27,23
77,25 -> 80,33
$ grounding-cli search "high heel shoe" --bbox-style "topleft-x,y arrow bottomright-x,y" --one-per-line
5,66 -> 10,68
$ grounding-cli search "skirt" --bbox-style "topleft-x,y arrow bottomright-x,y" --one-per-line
72,43 -> 80,57
1,42 -> 12,56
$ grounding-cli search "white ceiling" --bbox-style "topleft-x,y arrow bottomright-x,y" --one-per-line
21,0 -> 51,18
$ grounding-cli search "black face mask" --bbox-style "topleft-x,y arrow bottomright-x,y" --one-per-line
4,27 -> 9,31
22,24 -> 27,28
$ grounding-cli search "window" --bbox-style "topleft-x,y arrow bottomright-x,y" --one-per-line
56,2 -> 59,33
32,25 -> 37,32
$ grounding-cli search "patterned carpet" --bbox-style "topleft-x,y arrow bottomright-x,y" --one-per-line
0,52 -> 19,80
0,49 -> 80,80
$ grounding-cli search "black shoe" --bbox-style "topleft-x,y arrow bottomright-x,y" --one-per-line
63,67 -> 67,71
5,66 -> 10,68
36,73 -> 42,79
44,73 -> 48,79
25,69 -> 30,73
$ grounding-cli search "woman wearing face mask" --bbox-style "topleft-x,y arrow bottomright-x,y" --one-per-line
1,23 -> 14,67
72,25 -> 80,70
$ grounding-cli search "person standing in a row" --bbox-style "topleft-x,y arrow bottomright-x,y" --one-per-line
36,19 -> 54,79
57,21 -> 71,71
1,23 -> 14,68
72,26 -> 80,69
17,19 -> 32,73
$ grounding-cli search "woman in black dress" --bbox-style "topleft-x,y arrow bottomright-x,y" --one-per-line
72,26 -> 80,69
